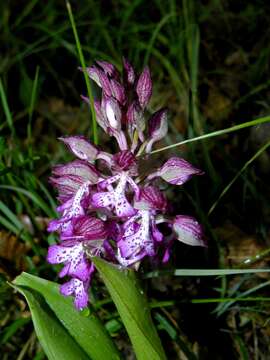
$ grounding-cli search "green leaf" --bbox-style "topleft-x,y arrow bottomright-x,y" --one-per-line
12,284 -> 89,360
13,273 -> 120,360
93,257 -> 167,360
144,268 -> 270,278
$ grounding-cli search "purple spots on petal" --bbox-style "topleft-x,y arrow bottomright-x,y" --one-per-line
60,278 -> 89,310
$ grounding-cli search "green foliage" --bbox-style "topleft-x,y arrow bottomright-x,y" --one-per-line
13,272 -> 120,360
12,283 -> 90,360
1,0 -> 270,358
93,257 -> 166,360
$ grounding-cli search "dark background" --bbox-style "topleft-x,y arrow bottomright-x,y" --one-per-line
1,1 -> 270,359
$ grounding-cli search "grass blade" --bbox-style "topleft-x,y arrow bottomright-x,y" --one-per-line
145,268 -> 270,278
66,1 -> 98,144
208,138 -> 270,215
0,78 -> 14,136
0,185 -> 54,217
150,115 -> 270,154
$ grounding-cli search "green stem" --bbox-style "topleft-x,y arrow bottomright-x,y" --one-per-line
66,1 -> 98,144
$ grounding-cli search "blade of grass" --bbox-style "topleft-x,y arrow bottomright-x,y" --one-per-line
0,78 -> 15,136
150,115 -> 270,154
12,0 -> 39,29
241,248 -> 270,267
0,214 -> 39,254
208,138 -> 270,215
215,280 -> 270,316
28,66 -> 40,130
0,185 -> 54,217
0,200 -> 25,230
66,1 -> 98,144
0,317 -> 31,345
143,13 -> 175,66
150,297 -> 270,307
154,312 -> 197,360
28,66 -> 40,167
144,268 -> 270,279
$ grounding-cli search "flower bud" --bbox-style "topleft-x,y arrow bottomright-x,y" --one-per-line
136,66 -> 152,108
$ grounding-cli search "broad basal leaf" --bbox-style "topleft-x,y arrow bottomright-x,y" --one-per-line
13,273 -> 120,360
12,284 -> 89,360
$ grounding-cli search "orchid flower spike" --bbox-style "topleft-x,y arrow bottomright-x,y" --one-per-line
47,59 -> 205,309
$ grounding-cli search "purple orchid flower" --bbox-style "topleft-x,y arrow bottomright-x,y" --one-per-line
48,59 -> 205,309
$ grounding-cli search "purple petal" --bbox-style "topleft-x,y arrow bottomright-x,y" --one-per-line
50,174 -> 84,202
47,242 -> 74,264
118,210 -> 155,264
126,101 -> 144,141
99,71 -> 112,97
114,194 -> 136,217
60,278 -> 89,310
104,97 -> 122,131
118,229 -> 154,263
60,278 -> 76,296
112,150 -> 138,174
59,136 -> 98,163
151,220 -> 163,243
148,108 -> 168,138
126,101 -> 145,142
149,157 -> 203,185
96,60 -> 118,77
59,263 -> 70,277
47,242 -> 91,281
123,57 -> 135,86
68,257 -> 91,281
136,66 -> 152,108
47,218 -> 63,232
173,215 -> 205,246
94,99 -> 108,132
85,66 -> 102,87
92,191 -> 114,209
52,160 -> 99,184
50,174 -> 84,189
50,182 -> 91,236
81,97 -> 108,132
97,174 -> 120,190
134,186 -> 167,212
92,189 -> 136,218
72,215 -> 107,240
110,79 -> 126,105
146,108 -> 168,153
86,66 -> 112,96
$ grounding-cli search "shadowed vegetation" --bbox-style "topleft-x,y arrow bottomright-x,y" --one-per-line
1,1 -> 270,359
